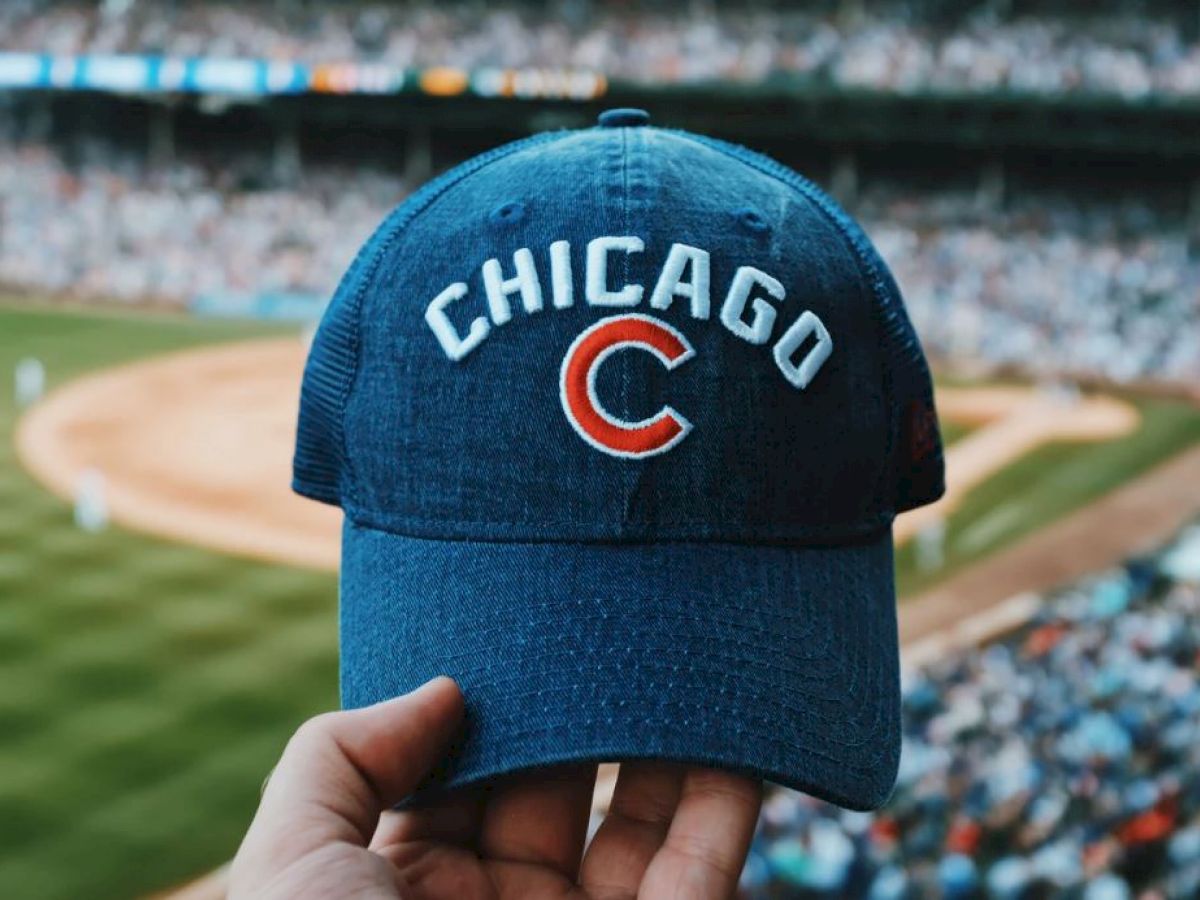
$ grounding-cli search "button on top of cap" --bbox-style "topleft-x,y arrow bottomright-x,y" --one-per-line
598,108 -> 651,128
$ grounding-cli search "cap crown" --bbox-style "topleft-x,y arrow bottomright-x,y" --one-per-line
294,123 -> 943,542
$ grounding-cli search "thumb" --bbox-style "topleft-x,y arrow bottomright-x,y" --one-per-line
232,677 -> 464,884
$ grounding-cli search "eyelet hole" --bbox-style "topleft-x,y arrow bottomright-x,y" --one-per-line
735,207 -> 770,234
488,201 -> 527,226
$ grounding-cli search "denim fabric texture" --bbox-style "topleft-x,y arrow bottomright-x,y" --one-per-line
293,109 -> 944,810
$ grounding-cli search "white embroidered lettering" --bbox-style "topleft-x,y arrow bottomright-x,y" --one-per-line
425,282 -> 489,361
649,243 -> 710,319
423,233 -> 834,390
483,247 -> 543,326
586,235 -> 644,306
720,266 -> 784,345
549,240 -> 574,309
774,310 -> 833,388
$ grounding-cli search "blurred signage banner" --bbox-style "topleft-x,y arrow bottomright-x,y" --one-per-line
191,291 -> 330,321
310,62 -> 405,94
77,55 -> 152,92
0,51 -> 605,99
188,58 -> 268,94
0,52 -> 42,87
473,67 -> 607,100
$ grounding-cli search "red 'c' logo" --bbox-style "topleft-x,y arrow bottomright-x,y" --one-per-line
559,314 -> 695,459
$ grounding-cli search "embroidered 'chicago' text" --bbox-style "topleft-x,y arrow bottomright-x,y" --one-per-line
424,236 -> 834,390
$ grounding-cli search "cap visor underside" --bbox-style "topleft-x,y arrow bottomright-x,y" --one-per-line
339,520 -> 901,811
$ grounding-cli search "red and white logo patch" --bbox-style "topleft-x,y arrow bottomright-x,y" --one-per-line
559,314 -> 694,459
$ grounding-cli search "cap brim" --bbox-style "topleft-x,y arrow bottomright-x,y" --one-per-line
340,520 -> 901,811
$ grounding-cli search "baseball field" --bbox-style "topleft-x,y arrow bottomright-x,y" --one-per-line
0,304 -> 337,899
2,299 -> 1199,899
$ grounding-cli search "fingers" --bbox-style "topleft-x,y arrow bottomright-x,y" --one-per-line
639,767 -> 762,900
578,761 -> 684,899
369,788 -> 484,851
478,762 -> 598,878
230,677 -> 464,894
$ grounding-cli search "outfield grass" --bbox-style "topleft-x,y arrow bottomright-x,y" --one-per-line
0,301 -> 1196,898
0,304 -> 338,899
936,418 -> 973,447
894,394 -> 1200,596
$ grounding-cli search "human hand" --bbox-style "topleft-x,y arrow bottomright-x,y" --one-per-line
229,677 -> 763,899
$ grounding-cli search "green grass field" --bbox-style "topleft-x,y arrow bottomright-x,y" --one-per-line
894,395 -> 1200,596
0,304 -> 338,899
0,301 -> 1197,899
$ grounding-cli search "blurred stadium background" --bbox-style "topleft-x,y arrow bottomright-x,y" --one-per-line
1,1 -> 1199,898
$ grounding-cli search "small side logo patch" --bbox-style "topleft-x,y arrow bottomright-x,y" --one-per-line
907,398 -> 939,465
560,314 -> 695,459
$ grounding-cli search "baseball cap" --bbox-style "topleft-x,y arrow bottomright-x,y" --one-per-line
293,108 -> 944,811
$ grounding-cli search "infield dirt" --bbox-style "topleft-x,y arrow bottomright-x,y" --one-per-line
17,336 -> 1141,575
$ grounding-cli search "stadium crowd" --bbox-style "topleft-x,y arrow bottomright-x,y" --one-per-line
0,139 -> 403,305
741,523 -> 1200,898
2,0 -> 1200,98
861,188 -> 1200,386
1,137 -> 1196,385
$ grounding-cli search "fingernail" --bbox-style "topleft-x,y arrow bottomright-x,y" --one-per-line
367,677 -> 460,710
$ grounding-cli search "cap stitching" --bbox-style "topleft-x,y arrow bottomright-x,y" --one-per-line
341,499 -> 893,541
476,706 -> 894,780
427,728 -> 895,809
428,741 -> 893,811
476,654 -> 890,759
418,576 -> 895,765
431,605 -> 830,663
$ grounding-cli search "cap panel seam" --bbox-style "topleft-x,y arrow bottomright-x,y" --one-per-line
336,129 -> 571,509
341,499 -> 893,543
621,126 -> 630,255
663,130 -> 900,512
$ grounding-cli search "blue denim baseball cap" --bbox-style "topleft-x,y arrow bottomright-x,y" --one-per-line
293,108 -> 944,810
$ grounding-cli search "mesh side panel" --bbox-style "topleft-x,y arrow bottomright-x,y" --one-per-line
292,130 -> 570,506
292,272 -> 361,503
665,131 -> 945,514
853,242 -> 945,512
